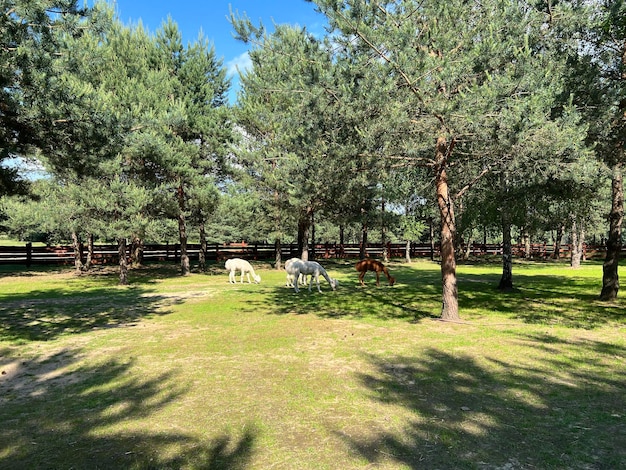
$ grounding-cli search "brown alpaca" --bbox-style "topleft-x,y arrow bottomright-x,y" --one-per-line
355,259 -> 395,287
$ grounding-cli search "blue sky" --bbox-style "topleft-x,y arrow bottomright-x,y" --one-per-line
104,1 -> 328,101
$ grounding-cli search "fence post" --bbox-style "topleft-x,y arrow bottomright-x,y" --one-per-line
26,242 -> 32,267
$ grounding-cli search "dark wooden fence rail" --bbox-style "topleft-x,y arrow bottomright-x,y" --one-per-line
0,241 -> 615,267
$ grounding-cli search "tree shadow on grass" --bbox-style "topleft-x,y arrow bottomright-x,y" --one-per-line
457,273 -> 626,329
0,347 -> 257,469
0,286 -> 185,342
244,261 -> 623,329
0,262 -> 224,342
336,338 -> 626,469
256,262 -> 442,322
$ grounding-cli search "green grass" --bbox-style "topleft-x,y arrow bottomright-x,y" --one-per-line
0,259 -> 624,469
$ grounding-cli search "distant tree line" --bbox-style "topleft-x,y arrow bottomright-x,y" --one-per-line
0,0 -> 623,319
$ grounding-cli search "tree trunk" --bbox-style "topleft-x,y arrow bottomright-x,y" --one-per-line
273,188 -> 283,269
118,237 -> 129,285
178,185 -> 190,276
274,238 -> 282,269
199,223 -> 207,272
601,163 -> 623,300
463,233 -> 472,260
130,236 -> 143,267
298,212 -> 310,261
552,224 -> 565,259
570,219 -> 584,269
522,227 -> 531,259
311,210 -> 316,260
359,222 -> 368,260
435,136 -> 459,321
499,220 -> 514,291
70,231 -> 84,274
405,239 -> 411,263
179,214 -> 190,275
381,198 -> 388,263
499,170 -> 514,291
85,233 -> 94,271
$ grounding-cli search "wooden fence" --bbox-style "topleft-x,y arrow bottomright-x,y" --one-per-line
0,241 -> 614,267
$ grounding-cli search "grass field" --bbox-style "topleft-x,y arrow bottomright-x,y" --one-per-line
0,259 -> 624,469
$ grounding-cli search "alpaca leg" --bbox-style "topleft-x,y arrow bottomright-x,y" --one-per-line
229,270 -> 235,283
375,271 -> 380,287
294,270 -> 301,292
358,271 -> 366,286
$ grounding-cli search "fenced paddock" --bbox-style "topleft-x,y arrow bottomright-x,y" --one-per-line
0,241 -> 614,267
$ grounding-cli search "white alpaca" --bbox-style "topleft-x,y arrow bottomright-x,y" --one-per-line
284,257 -> 308,287
225,258 -> 261,284
286,259 -> 338,293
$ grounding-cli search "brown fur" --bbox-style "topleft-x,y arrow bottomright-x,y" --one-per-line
355,259 -> 395,287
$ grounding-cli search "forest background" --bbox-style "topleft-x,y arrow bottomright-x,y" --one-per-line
0,0 -> 624,320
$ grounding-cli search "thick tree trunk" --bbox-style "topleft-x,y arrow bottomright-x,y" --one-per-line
70,231 -> 84,274
601,163 -> 623,300
178,185 -> 190,276
499,171 -> 514,291
118,237 -> 129,285
199,223 -> 207,272
435,136 -> 459,321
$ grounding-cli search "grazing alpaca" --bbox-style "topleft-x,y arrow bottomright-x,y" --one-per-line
355,259 -> 395,287
286,259 -> 338,293
225,258 -> 261,284
284,257 -> 307,287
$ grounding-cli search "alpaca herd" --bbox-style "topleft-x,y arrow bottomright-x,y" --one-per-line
224,257 -> 395,293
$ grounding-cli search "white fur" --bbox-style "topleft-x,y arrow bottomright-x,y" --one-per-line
284,257 -> 308,287
225,258 -> 261,284
286,259 -> 338,293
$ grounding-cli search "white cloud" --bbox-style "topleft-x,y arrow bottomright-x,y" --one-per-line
226,52 -> 252,77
